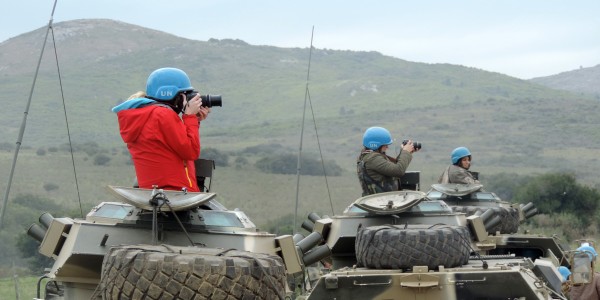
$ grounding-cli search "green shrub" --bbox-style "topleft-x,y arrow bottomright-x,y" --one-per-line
201,147 -> 229,167
255,154 -> 342,176
93,154 -> 111,166
42,183 -> 59,192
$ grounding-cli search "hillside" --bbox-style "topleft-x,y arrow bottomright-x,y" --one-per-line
0,18 -> 599,206
530,64 -> 600,97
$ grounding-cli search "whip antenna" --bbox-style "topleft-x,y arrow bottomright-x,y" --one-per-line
1,0 -> 59,228
0,0 -> 84,227
293,27 -> 335,234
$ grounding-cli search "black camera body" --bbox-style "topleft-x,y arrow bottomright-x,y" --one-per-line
185,91 -> 223,108
402,139 -> 422,150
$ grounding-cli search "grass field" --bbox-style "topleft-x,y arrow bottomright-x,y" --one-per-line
1,148 -> 599,299
0,275 -> 37,300
0,141 -> 596,225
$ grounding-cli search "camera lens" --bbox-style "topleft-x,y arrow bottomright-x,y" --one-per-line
200,95 -> 222,108
402,139 -> 422,150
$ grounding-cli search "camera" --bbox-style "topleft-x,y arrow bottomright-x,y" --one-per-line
185,91 -> 223,108
402,139 -> 422,150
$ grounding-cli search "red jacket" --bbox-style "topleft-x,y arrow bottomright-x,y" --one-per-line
117,104 -> 200,192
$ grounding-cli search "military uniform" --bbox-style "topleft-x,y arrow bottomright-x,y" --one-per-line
438,164 -> 479,184
357,149 -> 412,196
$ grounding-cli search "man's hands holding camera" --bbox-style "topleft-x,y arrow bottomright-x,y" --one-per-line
183,93 -> 210,121
401,139 -> 421,153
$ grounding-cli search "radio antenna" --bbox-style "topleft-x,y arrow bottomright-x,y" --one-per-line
0,0 -> 84,227
293,26 -> 335,234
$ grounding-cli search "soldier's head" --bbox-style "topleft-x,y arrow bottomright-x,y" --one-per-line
362,127 -> 393,152
558,266 -> 571,282
577,244 -> 598,262
451,147 -> 472,170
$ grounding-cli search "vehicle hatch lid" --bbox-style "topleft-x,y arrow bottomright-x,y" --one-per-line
353,190 -> 426,215
107,185 -> 216,211
431,183 -> 483,196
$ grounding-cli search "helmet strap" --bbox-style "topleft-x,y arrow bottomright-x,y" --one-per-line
151,99 -> 181,114
173,93 -> 185,114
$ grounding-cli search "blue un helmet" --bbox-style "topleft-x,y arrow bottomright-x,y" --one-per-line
558,266 -> 571,282
451,147 -> 471,164
362,127 -> 393,150
577,245 -> 598,261
146,67 -> 194,101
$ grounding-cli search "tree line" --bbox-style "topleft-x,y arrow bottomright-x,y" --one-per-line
33,142 -> 343,176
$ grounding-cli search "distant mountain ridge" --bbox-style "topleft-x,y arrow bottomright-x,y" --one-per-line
0,18 -> 599,187
530,64 -> 600,97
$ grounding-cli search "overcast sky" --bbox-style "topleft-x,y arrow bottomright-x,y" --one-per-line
2,0 -> 599,79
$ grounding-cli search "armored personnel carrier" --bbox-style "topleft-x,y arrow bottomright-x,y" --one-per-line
428,182 -> 568,265
299,172 -> 571,299
26,160 -> 330,300
27,166 -> 573,300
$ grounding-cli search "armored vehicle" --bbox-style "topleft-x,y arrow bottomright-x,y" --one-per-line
27,160 -> 330,300
27,166 -> 573,300
428,182 -> 569,265
299,172 -> 571,299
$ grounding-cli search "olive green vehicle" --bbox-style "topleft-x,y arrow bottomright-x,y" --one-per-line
298,172 -> 572,300
27,160 -> 330,299
28,167 -> 573,300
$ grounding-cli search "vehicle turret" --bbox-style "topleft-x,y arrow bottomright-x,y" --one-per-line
300,171 -> 569,299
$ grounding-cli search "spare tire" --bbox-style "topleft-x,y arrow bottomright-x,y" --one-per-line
355,224 -> 471,270
99,244 -> 286,300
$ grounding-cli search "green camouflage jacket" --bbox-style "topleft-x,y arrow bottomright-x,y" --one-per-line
357,149 -> 412,196
438,164 -> 479,184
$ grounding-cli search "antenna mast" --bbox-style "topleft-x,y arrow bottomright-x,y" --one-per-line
0,0 -> 60,228
293,27 -> 335,233
293,27 -> 315,234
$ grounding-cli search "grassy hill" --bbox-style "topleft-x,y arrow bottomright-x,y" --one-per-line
0,18 -> 598,205
0,18 -> 600,277
530,64 -> 600,97
0,17 -> 598,201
